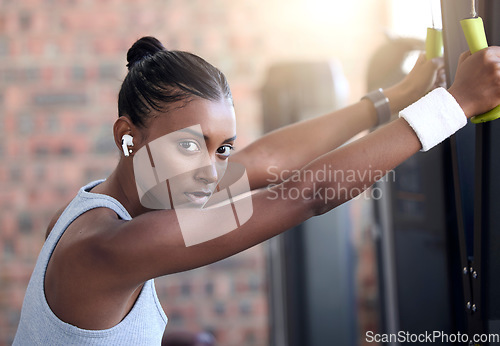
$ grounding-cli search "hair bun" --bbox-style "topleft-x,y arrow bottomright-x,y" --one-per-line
126,36 -> 166,70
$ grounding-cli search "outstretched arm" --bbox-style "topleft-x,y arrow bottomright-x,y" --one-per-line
74,47 -> 500,295
232,54 -> 445,189
91,116 -> 422,283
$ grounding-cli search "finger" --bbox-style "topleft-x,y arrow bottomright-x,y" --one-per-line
415,52 -> 427,65
437,71 -> 447,88
437,66 -> 446,79
485,45 -> 500,58
457,50 -> 471,65
430,56 -> 445,69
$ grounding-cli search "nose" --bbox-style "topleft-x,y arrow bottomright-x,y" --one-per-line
195,161 -> 219,185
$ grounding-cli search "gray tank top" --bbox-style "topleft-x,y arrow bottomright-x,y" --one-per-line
13,180 -> 168,345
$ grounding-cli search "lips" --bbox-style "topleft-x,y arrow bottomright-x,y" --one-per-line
184,190 -> 212,205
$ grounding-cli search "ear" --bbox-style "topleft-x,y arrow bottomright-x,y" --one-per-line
113,117 -> 140,157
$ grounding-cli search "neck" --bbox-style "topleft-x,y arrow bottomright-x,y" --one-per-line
95,158 -> 151,218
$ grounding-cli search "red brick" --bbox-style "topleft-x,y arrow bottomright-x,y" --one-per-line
4,87 -> 25,111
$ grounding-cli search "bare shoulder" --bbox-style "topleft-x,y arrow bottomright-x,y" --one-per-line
45,206 -> 126,286
44,206 -> 136,329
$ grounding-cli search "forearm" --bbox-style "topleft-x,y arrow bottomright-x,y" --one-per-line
303,84 -> 470,212
297,117 -> 421,214
236,82 -> 422,189
236,100 -> 375,189
384,79 -> 422,117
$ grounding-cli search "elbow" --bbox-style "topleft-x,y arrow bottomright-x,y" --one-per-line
279,169 -> 376,217
303,180 -> 371,216
296,180 -> 340,217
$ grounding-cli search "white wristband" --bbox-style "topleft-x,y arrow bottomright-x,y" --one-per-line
399,87 -> 467,152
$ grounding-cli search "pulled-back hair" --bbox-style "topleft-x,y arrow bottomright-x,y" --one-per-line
118,36 -> 233,127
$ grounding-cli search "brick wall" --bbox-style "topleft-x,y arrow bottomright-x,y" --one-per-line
0,0 -> 389,345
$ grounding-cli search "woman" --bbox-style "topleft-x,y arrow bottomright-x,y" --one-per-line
13,36 -> 500,344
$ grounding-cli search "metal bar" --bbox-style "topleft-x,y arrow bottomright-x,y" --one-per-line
378,181 -> 400,346
472,0 -> 478,18
449,134 -> 474,325
470,123 -> 485,338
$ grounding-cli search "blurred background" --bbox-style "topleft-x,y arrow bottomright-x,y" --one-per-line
0,0 -> 435,345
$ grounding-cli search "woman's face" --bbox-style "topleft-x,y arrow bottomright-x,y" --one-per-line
133,97 -> 237,209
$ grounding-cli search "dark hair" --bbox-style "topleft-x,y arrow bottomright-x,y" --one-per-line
118,36 -> 232,127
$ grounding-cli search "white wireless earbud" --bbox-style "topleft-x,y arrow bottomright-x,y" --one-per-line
121,134 -> 134,157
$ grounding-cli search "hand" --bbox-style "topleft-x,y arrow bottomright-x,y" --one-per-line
448,47 -> 500,118
385,53 -> 445,120
401,53 -> 446,99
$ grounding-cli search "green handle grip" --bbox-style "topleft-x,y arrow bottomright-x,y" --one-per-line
426,27 -> 443,59
460,17 -> 500,123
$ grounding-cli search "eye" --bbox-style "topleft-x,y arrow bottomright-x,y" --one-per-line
216,145 -> 234,159
178,140 -> 201,153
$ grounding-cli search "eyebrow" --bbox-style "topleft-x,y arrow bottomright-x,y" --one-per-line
179,128 -> 237,144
